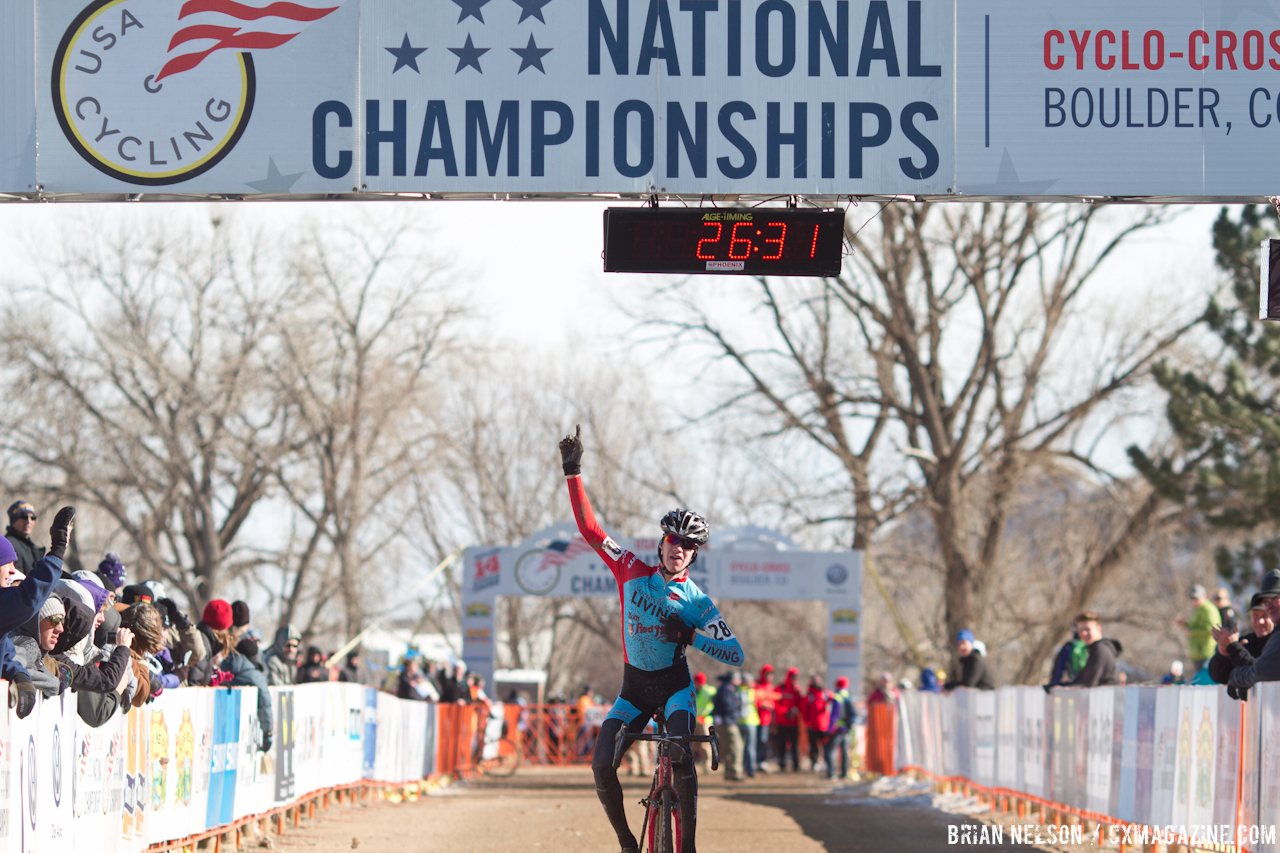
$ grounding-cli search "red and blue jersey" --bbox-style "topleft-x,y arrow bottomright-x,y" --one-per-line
566,475 -> 743,672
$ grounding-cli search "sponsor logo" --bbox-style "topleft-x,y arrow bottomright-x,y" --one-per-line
464,602 -> 491,618
706,261 -> 745,271
52,0 -> 340,185
826,563 -> 849,585
831,608 -> 859,624
831,634 -> 859,649
464,628 -> 491,643
472,551 -> 501,592
52,726 -> 62,807
27,736 -> 36,829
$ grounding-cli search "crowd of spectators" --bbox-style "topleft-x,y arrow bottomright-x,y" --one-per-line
0,498 -> 497,759
693,663 -> 858,781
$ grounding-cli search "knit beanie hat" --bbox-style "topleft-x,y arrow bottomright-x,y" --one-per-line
75,579 -> 110,613
37,595 -> 65,622
231,600 -> 251,628
98,553 -> 126,589
7,501 -> 35,522
202,599 -> 233,631
0,538 -> 16,567
236,637 -> 259,659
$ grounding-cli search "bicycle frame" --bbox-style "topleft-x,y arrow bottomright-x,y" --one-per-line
612,725 -> 720,853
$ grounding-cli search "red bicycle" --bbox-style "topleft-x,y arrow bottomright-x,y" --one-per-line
612,723 -> 719,853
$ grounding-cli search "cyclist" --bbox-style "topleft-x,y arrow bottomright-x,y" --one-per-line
560,426 -> 744,853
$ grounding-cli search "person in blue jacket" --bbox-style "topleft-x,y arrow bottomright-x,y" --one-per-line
0,506 -> 76,718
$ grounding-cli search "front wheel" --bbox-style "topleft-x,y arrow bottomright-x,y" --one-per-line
656,787 -> 676,853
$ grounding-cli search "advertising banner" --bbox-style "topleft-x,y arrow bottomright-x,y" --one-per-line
29,0 -> 953,196
955,1 -> 1280,197
995,687 -> 1017,789
1260,683 -> 1280,853
1085,687 -> 1113,816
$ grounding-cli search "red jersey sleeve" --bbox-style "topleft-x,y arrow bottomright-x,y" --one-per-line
565,474 -> 650,584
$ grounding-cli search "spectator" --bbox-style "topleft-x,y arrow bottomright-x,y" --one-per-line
867,672 -> 900,705
0,506 -> 75,719
803,675 -> 832,774
437,662 -> 466,703
11,590 -> 134,701
96,552 -> 126,592
1177,584 -> 1222,675
754,664 -> 777,769
1213,587 -> 1237,627
1210,593 -> 1274,689
155,598 -> 205,686
263,625 -> 301,686
825,676 -> 855,780
1226,570 -> 1280,699
711,671 -> 744,781
1049,627 -> 1088,687
118,602 -> 167,706
187,599 -> 232,686
1066,612 -> 1123,687
773,667 -> 802,771
230,601 -> 251,640
944,630 -> 996,691
693,672 -> 716,773
1161,660 -> 1186,685
736,672 -> 758,778
396,657 -> 425,699
218,631 -> 273,752
919,667 -> 942,693
296,646 -> 328,683
338,651 -> 365,685
4,501 -> 45,578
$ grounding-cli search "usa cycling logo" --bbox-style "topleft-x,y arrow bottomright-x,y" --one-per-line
53,0 -> 341,185
826,564 -> 849,585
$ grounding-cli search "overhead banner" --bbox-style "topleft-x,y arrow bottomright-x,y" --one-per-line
11,0 -> 1280,199
956,2 -> 1280,197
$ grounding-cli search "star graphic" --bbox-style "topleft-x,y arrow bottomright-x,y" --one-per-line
959,148 -> 1057,196
449,34 -> 489,73
511,34 -> 552,73
385,34 -> 427,74
453,0 -> 490,23
245,158 -> 305,193
511,0 -> 553,24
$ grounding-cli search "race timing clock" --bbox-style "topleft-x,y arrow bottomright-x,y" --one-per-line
603,208 -> 845,277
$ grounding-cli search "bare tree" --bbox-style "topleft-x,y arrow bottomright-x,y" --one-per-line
266,214 -> 463,637
631,202 -> 1202,681
0,214 -> 290,607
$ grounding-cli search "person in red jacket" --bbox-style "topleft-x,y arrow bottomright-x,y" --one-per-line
754,664 -> 778,768
773,667 -> 803,771
802,675 -> 833,773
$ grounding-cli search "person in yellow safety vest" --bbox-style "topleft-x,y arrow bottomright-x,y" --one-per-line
693,671 -> 716,772
736,676 -> 759,778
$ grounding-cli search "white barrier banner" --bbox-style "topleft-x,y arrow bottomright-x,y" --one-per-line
1085,687 -> 1113,816
1261,683 -> 1280,853
995,688 -> 1017,789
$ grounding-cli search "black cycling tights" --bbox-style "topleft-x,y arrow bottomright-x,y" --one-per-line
592,710 -> 698,853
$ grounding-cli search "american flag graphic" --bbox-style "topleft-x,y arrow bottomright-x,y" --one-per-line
540,538 -> 592,571
158,0 -> 346,81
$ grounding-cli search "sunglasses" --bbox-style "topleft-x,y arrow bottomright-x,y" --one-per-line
44,615 -> 63,627
664,534 -> 699,551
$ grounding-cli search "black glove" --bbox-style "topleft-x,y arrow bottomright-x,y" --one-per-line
47,506 -> 75,560
158,598 -> 190,631
559,424 -> 583,476
261,731 -> 273,753
8,680 -> 36,719
662,613 -> 695,646
1228,683 -> 1248,702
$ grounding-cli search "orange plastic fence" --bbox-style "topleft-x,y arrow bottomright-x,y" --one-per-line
864,702 -> 896,775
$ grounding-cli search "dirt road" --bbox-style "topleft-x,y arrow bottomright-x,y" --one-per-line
260,765 -> 1049,853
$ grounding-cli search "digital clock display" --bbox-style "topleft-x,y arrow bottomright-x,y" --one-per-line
603,208 -> 845,276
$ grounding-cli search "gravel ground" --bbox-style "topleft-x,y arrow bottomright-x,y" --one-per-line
256,765 -> 1061,853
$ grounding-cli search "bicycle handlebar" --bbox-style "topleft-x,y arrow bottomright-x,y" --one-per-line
611,727 -> 721,772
